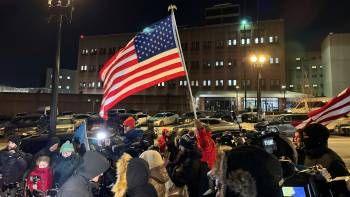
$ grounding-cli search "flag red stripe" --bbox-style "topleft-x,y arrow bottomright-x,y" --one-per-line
103,57 -> 138,89
313,101 -> 350,123
103,53 -> 180,94
102,48 -> 137,83
101,71 -> 186,118
103,62 -> 183,103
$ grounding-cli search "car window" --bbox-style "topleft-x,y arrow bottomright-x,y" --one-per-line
208,119 -> 221,124
154,113 -> 165,118
166,113 -> 174,117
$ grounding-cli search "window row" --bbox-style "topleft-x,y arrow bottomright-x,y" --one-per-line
79,81 -> 103,89
49,85 -> 70,90
50,75 -> 71,80
80,65 -> 103,72
81,47 -> 121,56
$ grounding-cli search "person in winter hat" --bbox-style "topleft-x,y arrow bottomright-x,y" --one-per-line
168,132 -> 210,197
112,153 -> 133,197
35,136 -> 60,162
140,150 -> 170,197
57,151 -> 110,197
223,146 -> 283,197
122,116 -> 143,156
52,140 -> 81,188
0,135 -> 28,196
126,158 -> 157,197
194,119 -> 217,169
26,156 -> 53,194
301,123 -> 350,196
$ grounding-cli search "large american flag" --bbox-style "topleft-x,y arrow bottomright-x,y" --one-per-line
99,16 -> 185,119
296,87 -> 350,129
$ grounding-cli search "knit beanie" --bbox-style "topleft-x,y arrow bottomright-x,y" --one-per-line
179,133 -> 196,150
60,140 -> 75,153
8,135 -> 21,145
139,150 -> 164,169
48,136 -> 60,147
123,117 -> 136,129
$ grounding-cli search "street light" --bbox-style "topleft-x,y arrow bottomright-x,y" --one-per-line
48,0 -> 74,135
281,85 -> 286,111
249,54 -> 267,120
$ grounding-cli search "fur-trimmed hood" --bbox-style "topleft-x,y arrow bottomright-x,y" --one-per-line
112,153 -> 132,197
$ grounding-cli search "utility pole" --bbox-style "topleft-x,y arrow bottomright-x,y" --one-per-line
48,0 -> 74,135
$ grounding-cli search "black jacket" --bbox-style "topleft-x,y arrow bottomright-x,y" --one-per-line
52,153 -> 81,188
304,147 -> 350,196
126,158 -> 157,197
0,149 -> 28,184
57,151 -> 110,197
168,149 -> 209,197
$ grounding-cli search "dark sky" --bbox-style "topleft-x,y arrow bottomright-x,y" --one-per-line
0,0 -> 349,87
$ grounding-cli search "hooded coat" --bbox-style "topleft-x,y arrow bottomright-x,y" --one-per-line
0,149 -> 28,184
126,158 -> 157,197
52,153 -> 81,188
112,153 -> 133,197
34,137 -> 60,162
56,151 -> 110,197
140,150 -> 170,197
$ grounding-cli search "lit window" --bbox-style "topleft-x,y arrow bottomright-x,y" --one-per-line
313,84 -> 318,87
207,63 -> 211,67
228,80 -> 232,86
92,82 -> 95,88
260,37 -> 264,43
255,38 -> 259,44
289,85 -> 294,88
220,80 -> 224,86
275,58 -> 279,64
179,81 -> 183,86
246,38 -> 250,45
274,36 -> 279,42
215,80 -> 219,86
319,65 -> 323,68
270,57 -> 274,64
184,81 -> 187,86
228,40 -> 232,46
58,85 -> 62,89
233,80 -> 237,86
215,61 -> 219,66
220,61 -> 224,66
233,39 -> 237,45
97,82 -> 102,88
228,61 -> 232,66
66,86 -> 70,90
59,75 -> 62,79
67,76 -> 71,80
269,36 -> 273,43
50,74 -> 52,79
305,84 -> 310,87
49,85 -> 52,88
296,66 -> 301,70
207,80 -> 211,86
312,66 -> 317,69
80,66 -> 84,71
191,81 -> 195,86
161,82 -> 165,86
195,80 -> 199,87
296,57 -> 301,61
203,80 -> 207,86
241,38 -> 245,45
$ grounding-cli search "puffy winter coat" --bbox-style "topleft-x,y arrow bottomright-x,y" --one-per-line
196,127 -> 217,169
0,150 -> 28,184
26,167 -> 53,192
52,153 -> 81,188
149,166 -> 169,197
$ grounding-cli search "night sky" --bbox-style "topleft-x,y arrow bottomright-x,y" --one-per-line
0,0 -> 349,87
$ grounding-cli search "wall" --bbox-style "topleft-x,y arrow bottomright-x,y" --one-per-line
0,93 -> 190,116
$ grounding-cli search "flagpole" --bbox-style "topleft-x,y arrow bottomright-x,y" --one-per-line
169,5 -> 198,120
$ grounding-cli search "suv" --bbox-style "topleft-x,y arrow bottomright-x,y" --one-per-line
257,114 -> 308,136
149,112 -> 179,126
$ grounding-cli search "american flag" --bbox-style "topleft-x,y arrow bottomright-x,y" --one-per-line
296,87 -> 350,129
99,16 -> 185,119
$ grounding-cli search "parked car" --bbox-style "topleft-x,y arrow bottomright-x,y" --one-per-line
255,113 -> 308,136
135,114 -> 150,126
149,112 -> 179,126
4,114 -> 42,137
56,116 -> 76,133
73,114 -> 92,122
178,112 -> 206,124
326,115 -> 350,133
0,115 -> 12,137
175,118 -> 240,139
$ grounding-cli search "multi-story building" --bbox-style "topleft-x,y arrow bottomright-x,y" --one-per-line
322,33 -> 350,97
45,68 -> 77,94
76,4 -> 286,113
287,51 -> 324,97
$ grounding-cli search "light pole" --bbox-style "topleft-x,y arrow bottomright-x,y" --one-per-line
250,54 -> 266,120
48,0 -> 74,135
235,85 -> 240,112
281,85 -> 286,111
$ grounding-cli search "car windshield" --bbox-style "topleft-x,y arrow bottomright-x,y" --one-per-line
154,113 -> 165,118
57,119 -> 73,125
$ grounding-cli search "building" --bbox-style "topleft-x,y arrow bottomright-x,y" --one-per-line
76,4 -> 288,113
287,51 -> 324,97
322,33 -> 350,97
45,68 -> 77,94
205,3 -> 240,25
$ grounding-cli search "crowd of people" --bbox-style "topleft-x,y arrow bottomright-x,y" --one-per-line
0,115 -> 349,197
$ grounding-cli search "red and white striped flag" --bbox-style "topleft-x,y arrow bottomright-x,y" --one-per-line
296,87 -> 350,129
99,15 -> 185,119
